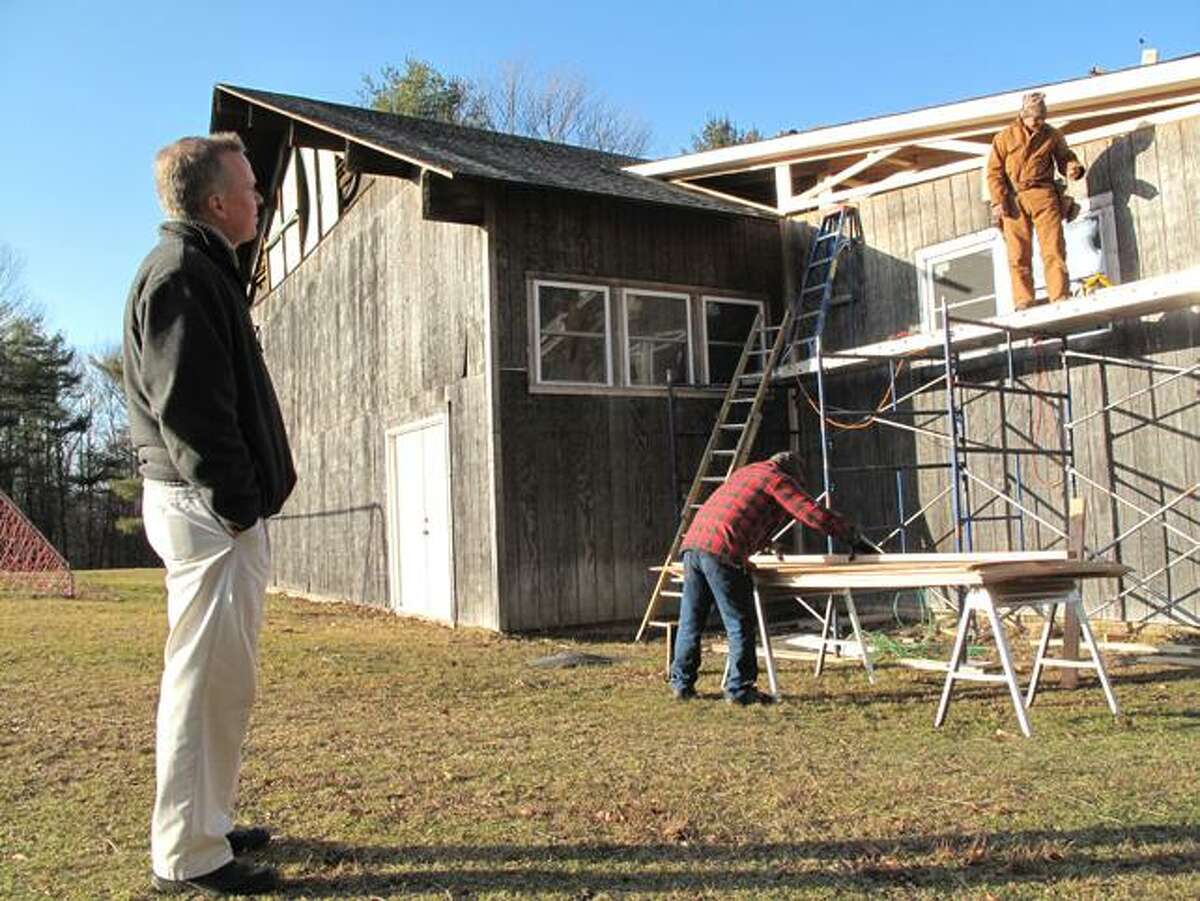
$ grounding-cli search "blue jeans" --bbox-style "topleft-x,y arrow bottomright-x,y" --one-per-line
670,549 -> 758,698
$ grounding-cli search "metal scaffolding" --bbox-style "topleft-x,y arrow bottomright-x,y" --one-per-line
788,304 -> 1200,627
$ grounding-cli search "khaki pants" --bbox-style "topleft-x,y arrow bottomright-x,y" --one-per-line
1002,186 -> 1069,306
142,479 -> 271,880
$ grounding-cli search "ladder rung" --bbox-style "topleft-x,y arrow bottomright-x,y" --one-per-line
719,424 -> 746,430
713,449 -> 736,456
731,397 -> 756,404
802,284 -> 827,294
700,476 -> 726,483
660,590 -> 683,598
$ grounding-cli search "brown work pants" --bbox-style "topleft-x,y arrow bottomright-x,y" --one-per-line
1001,186 -> 1069,307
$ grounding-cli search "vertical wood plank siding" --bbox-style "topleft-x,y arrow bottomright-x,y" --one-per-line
490,185 -> 781,631
253,176 -> 499,629
795,119 -> 1200,623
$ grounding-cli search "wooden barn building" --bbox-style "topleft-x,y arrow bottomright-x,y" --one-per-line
210,84 -> 782,631
214,51 -> 1200,632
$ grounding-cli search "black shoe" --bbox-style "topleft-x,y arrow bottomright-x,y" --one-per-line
671,685 -> 696,701
151,859 -> 278,896
725,688 -> 777,706
227,827 -> 271,855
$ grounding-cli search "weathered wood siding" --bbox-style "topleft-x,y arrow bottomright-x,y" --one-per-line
254,175 -> 499,629
489,185 -> 783,631
798,117 -> 1200,623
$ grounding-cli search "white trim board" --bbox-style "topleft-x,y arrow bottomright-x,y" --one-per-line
776,266 -> 1200,378
627,55 -> 1200,180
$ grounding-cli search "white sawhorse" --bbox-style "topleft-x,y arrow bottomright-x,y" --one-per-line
935,586 -> 1120,738
801,589 -> 876,685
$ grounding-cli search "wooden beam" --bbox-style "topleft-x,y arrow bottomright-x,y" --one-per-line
774,164 -> 793,211
287,121 -> 346,152
421,171 -> 485,225
344,142 -> 420,180
914,138 -> 993,156
781,147 -> 899,212
244,134 -> 291,305
666,178 -> 780,216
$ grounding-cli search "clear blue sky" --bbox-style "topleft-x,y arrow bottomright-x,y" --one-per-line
1,0 -> 1196,354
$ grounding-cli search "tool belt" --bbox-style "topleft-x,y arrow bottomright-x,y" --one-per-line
1055,180 -> 1080,223
1002,180 -> 1079,223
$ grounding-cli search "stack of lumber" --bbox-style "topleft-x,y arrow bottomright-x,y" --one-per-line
740,552 -> 1129,592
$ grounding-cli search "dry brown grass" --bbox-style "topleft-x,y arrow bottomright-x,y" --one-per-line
2,569 -> 1199,899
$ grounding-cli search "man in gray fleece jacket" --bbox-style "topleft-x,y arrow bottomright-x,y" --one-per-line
123,132 -> 295,897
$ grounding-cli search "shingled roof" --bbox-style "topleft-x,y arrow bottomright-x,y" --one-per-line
213,84 -> 769,219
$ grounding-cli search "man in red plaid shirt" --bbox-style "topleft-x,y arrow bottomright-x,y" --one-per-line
670,451 -> 870,705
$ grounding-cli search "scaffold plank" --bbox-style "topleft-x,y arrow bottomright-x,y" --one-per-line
778,266 -> 1200,378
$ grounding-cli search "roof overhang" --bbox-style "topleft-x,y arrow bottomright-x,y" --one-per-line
210,85 -> 485,300
627,54 -> 1200,216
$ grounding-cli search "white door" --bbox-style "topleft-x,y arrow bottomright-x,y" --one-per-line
386,416 -> 454,623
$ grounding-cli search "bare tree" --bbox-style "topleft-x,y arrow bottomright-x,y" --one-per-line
360,58 -> 651,157
0,242 -> 31,329
480,61 -> 650,156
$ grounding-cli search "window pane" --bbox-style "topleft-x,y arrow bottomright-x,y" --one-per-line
283,223 -> 301,274
281,150 -> 299,219
317,150 -> 340,236
266,205 -> 284,243
629,338 -> 687,386
706,301 -> 760,342
627,292 -> 687,337
627,292 -> 689,385
268,242 -> 284,290
707,345 -> 746,385
300,148 -> 319,256
706,300 -> 763,383
538,285 -> 607,334
930,249 -> 995,320
539,335 -> 608,384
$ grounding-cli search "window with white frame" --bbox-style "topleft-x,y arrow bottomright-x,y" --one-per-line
624,289 -> 691,386
534,281 -> 612,386
703,297 -> 767,385
528,279 -> 766,392
916,192 -> 1119,332
264,147 -> 343,289
916,231 -> 1002,332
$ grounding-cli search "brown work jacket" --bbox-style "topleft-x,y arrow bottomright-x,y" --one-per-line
986,119 -> 1081,209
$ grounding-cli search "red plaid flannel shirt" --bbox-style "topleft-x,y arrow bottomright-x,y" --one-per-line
681,460 -> 852,566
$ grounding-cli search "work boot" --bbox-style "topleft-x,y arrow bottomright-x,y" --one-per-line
227,827 -> 271,855
151,859 -> 278,896
1013,297 -> 1048,312
671,685 -> 696,702
725,688 -> 777,706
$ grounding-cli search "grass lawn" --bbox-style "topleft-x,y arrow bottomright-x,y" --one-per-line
2,569 -> 1199,899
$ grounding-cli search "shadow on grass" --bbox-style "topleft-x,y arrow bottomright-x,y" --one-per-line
270,824 -> 1200,896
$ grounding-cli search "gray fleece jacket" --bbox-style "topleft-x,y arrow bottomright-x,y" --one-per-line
123,221 -> 296,532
